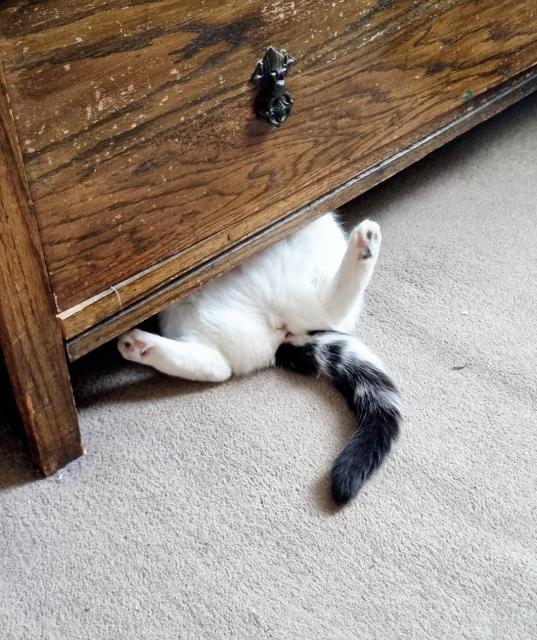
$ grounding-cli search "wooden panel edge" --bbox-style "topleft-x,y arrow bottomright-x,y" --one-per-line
0,62 -> 82,474
66,66 -> 537,361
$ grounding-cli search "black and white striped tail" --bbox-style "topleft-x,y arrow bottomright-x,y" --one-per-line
275,331 -> 401,505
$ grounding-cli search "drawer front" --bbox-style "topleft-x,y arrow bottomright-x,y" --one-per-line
2,0 -> 537,317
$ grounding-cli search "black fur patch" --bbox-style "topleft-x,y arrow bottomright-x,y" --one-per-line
275,342 -> 318,376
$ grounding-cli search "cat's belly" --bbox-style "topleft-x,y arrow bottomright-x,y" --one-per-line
160,301 -> 282,376
205,323 -> 282,376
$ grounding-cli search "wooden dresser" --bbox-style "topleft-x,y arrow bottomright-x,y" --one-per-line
1,0 -> 536,475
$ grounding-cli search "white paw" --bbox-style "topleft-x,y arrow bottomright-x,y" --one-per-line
118,328 -> 156,363
350,219 -> 381,261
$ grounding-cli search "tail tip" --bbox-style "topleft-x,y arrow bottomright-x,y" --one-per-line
331,470 -> 363,506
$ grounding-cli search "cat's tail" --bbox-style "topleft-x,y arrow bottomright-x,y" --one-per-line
275,331 -> 401,505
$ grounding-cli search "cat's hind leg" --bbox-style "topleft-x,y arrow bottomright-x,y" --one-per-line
322,219 -> 381,322
118,329 -> 231,382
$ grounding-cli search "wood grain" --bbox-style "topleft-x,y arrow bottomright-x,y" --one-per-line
64,66 -> 537,360
2,0 -> 537,319
0,63 -> 81,476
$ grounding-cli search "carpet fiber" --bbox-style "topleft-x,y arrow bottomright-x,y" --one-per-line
1,94 -> 536,640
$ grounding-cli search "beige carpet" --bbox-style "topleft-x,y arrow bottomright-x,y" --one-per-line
1,93 -> 537,640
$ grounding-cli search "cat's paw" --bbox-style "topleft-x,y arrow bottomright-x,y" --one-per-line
118,328 -> 156,363
350,220 -> 381,261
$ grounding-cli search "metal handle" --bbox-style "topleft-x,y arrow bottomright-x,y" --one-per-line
250,46 -> 295,127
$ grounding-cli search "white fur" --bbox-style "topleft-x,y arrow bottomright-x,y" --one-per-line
118,214 -> 382,381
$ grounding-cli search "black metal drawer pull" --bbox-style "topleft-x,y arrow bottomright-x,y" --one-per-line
251,46 -> 295,127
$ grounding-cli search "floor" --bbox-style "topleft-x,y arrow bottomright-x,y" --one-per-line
1,93 -> 536,640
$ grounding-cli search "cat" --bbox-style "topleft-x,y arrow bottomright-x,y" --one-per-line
118,213 -> 401,505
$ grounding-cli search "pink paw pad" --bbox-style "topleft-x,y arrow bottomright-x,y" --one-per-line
355,234 -> 372,260
352,220 -> 381,260
121,335 -> 153,357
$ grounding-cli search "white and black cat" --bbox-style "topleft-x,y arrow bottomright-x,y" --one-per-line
118,214 -> 400,504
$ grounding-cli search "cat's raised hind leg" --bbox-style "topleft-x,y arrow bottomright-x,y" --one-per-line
322,219 -> 381,322
118,329 -> 232,382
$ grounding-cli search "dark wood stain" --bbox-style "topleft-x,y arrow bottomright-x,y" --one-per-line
179,16 -> 264,60
426,62 -> 451,75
